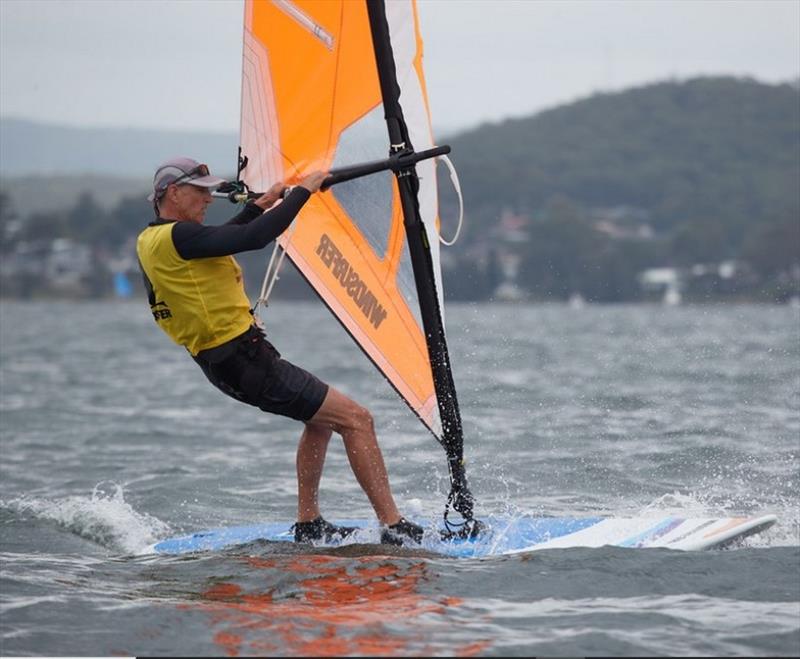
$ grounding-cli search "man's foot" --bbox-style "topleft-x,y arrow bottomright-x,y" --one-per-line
293,517 -> 357,544
380,517 -> 424,546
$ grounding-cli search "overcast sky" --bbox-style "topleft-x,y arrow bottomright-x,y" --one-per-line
1,0 -> 798,135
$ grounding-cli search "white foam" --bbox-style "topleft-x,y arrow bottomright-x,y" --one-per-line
639,491 -> 716,517
3,482 -> 171,555
405,498 -> 424,516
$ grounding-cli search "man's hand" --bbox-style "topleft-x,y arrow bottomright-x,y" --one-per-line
298,171 -> 327,193
253,182 -> 288,211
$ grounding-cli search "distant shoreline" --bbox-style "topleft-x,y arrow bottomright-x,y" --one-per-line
1,295 -> 797,307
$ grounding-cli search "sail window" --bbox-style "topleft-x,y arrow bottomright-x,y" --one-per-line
330,105 -> 394,260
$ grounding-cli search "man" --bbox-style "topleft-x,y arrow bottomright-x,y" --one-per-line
137,156 -> 423,546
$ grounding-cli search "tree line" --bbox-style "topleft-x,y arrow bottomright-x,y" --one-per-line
1,76 -> 798,302
440,76 -> 799,301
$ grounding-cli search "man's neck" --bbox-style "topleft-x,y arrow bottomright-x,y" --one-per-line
157,204 -> 190,222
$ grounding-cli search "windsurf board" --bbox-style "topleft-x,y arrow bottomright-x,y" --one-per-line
147,514 -> 776,557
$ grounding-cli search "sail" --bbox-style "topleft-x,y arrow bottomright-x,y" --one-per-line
240,0 -> 447,438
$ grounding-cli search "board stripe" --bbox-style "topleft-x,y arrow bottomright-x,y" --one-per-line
664,519 -> 716,545
618,517 -> 683,548
703,517 -> 746,539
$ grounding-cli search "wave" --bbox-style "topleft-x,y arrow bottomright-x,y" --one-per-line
1,482 -> 171,554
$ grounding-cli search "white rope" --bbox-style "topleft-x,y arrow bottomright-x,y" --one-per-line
253,244 -> 280,313
252,196 -> 299,316
437,154 -> 464,246
253,224 -> 296,315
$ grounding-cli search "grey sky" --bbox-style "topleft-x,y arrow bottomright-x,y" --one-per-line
1,0 -> 798,135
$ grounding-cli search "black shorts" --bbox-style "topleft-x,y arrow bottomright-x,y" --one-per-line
193,326 -> 329,422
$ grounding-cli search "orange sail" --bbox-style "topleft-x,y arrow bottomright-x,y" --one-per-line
240,0 -> 446,438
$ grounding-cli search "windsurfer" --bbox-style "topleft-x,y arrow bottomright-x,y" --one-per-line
136,156 -> 424,546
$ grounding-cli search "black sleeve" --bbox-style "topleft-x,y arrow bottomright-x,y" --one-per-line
172,187 -> 311,259
224,203 -> 264,226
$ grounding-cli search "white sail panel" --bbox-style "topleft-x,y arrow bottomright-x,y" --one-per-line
385,1 -> 446,319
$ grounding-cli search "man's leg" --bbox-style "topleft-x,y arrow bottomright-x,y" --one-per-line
296,422 -> 332,522
308,387 -> 401,526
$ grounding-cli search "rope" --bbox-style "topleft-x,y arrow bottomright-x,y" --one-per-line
251,192 -> 299,315
252,221 -> 297,315
437,154 -> 464,246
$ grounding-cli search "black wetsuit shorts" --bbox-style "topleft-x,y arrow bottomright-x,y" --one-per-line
193,326 -> 329,422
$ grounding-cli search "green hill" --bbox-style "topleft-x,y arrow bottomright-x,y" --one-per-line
0,118 -> 237,178
436,77 -> 799,301
2,77 -> 797,302
447,76 -> 799,252
0,175 -> 148,216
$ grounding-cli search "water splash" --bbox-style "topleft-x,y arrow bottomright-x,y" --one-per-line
2,482 -> 171,554
639,491 -> 720,516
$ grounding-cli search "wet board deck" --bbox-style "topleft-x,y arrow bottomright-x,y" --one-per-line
147,514 -> 777,556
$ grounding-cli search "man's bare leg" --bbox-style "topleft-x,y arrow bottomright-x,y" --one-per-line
307,387 -> 401,526
296,422 -> 332,522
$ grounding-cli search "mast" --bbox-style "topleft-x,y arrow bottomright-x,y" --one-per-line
365,0 -> 477,531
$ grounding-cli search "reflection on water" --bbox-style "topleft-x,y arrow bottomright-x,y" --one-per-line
185,554 -> 490,656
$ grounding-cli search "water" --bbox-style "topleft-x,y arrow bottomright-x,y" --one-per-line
1,300 -> 798,656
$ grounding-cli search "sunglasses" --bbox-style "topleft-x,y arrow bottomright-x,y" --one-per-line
154,163 -> 211,193
170,164 -> 210,186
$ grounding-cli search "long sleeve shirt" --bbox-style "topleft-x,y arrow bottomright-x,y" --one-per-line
155,187 -> 311,258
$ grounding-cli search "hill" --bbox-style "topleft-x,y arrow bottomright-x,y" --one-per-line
2,77 -> 797,302
0,118 -> 237,178
0,118 -> 237,214
434,76 -> 799,301
447,76 -> 799,251
0,175 -> 147,216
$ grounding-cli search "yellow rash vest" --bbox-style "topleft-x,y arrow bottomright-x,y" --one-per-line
135,188 -> 310,356
136,222 -> 253,356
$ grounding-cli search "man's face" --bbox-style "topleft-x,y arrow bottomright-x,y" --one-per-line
170,183 -> 213,223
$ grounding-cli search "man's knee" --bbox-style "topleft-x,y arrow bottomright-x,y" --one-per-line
334,398 -> 374,435
310,388 -> 375,435
350,404 -> 374,433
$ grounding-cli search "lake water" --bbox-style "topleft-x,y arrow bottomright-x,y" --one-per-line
1,300 -> 798,656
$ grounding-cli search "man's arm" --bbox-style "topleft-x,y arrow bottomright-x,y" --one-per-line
172,187 -> 311,259
224,182 -> 289,226
223,203 -> 264,227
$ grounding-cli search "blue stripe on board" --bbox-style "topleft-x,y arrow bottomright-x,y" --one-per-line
618,517 -> 683,548
153,523 -> 293,554
513,517 -> 605,546
438,517 -> 606,557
